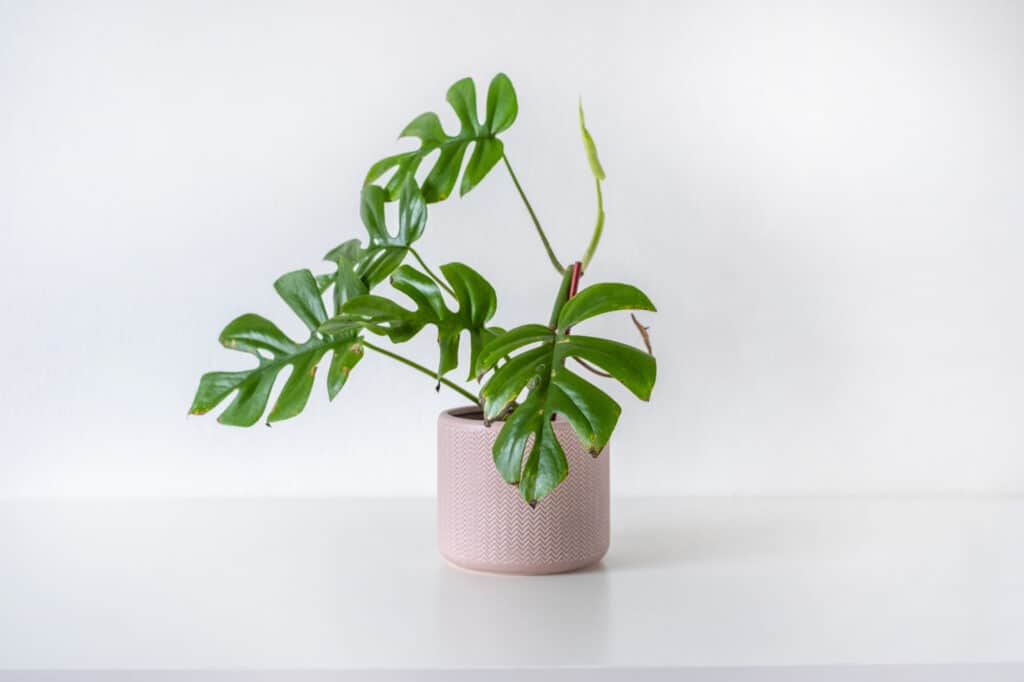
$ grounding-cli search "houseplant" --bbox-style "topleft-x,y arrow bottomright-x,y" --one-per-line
189,74 -> 657,573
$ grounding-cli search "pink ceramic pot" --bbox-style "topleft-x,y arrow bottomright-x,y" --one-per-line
437,406 -> 610,575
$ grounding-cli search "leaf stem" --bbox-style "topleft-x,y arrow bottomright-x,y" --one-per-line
547,266 -> 575,328
572,356 -> 612,378
362,340 -> 477,403
408,248 -> 455,297
580,177 -> 604,272
502,153 -> 565,274
577,99 -> 606,273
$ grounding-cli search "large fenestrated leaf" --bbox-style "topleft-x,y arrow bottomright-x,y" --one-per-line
189,270 -> 364,426
477,281 -> 657,504
320,262 -> 500,380
365,74 -> 518,202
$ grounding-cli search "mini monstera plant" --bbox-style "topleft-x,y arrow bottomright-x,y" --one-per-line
190,74 -> 657,505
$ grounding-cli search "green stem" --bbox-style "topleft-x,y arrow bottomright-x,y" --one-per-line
580,177 -> 605,272
408,248 -> 455,297
502,153 -> 565,274
547,266 -> 575,328
362,340 -> 477,403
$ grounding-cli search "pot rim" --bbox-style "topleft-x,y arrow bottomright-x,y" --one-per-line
438,405 -> 573,431
441,405 -> 488,421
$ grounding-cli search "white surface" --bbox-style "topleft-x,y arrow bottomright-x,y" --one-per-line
2,1 -> 1024,499
1,496 -> 1021,677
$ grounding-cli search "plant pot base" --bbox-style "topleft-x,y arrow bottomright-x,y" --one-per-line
441,553 -> 607,576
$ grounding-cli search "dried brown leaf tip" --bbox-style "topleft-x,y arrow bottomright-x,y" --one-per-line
631,314 -> 653,354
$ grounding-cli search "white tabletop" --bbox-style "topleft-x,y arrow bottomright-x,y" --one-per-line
0,497 -> 1021,680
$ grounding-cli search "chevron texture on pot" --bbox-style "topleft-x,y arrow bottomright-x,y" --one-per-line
437,406 -> 610,574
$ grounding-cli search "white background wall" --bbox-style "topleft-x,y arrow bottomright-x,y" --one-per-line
2,0 -> 1022,498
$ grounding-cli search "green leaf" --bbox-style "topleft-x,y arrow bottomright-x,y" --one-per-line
365,74 -> 518,203
447,77 -> 482,134
321,239 -> 368,313
274,270 -> 328,333
218,313 -> 293,356
327,341 -> 364,400
326,294 -> 418,340
364,152 -> 417,196
486,73 -> 518,134
491,393 -> 545,483
323,239 -> 363,265
397,177 -> 427,243
401,113 -> 446,145
519,418 -> 569,505
460,138 -> 505,197
324,262 -> 498,380
189,269 -> 362,426
471,325 -> 506,379
360,185 -> 389,241
217,371 -> 277,427
440,262 -> 497,328
489,390 -> 570,505
320,240 -> 373,320
317,180 -> 420,318
356,180 -> 428,287
190,371 -> 249,417
557,282 -> 656,331
480,345 -> 551,421
315,273 -> 334,294
559,335 -> 657,401
266,347 -> 321,422
578,99 -> 605,181
332,258 -> 368,316
476,323 -> 552,373
478,279 -> 657,503
579,100 -> 607,271
548,370 -> 621,454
